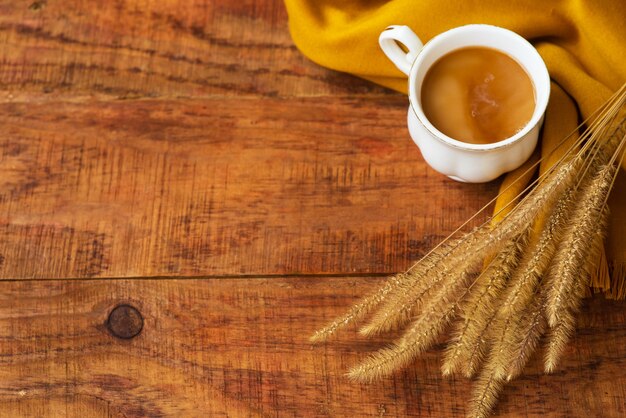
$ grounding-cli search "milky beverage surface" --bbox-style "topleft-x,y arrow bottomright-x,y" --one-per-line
421,47 -> 536,145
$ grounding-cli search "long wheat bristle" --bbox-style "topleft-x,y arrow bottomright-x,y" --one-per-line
441,240 -> 523,377
546,165 -> 615,327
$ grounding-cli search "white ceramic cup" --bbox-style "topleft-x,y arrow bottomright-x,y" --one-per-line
379,24 -> 550,183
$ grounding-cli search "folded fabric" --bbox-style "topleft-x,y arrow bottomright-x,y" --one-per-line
285,0 -> 626,297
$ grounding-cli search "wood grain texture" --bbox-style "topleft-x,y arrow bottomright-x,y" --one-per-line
1,0 -> 625,417
0,0 -> 392,99
0,97 -> 494,278
1,278 -> 625,418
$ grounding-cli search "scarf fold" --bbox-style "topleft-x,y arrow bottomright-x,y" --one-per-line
285,0 -> 626,298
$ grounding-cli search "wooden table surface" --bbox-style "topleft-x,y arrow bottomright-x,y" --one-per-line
1,1 -> 625,417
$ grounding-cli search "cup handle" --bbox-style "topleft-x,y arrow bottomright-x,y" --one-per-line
378,26 -> 424,76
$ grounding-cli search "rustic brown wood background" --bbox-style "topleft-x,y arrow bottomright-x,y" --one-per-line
0,0 -> 625,417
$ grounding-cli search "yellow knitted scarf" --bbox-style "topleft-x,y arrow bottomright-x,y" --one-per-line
285,0 -> 626,298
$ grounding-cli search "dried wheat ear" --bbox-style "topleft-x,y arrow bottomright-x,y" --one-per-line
311,83 -> 626,418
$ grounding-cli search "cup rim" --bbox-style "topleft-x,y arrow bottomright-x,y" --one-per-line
407,24 -> 550,152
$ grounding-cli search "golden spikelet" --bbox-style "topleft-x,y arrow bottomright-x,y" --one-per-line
481,227 -> 559,381
505,296 -> 546,381
349,271 -> 471,382
346,345 -> 413,383
544,205 -> 609,372
348,308 -> 456,382
544,306 -> 575,374
468,364 -> 505,418
546,165 -> 615,327
359,256 -> 469,337
441,239 -> 524,377
471,293 -> 545,411
309,271 -> 409,343
544,266 -> 588,373
462,313 -> 499,380
486,292 -> 531,380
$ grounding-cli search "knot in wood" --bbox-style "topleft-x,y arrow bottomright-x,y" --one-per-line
107,304 -> 143,339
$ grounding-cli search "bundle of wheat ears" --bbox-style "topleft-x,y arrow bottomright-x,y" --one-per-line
311,83 -> 626,418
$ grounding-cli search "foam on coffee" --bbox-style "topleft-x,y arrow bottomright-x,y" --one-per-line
420,47 -> 535,145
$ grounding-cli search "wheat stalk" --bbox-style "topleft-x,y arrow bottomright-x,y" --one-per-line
359,155 -> 581,337
310,84 -> 626,418
445,160 -> 580,379
471,186 -> 573,379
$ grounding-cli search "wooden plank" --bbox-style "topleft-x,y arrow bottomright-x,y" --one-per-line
0,0 -> 392,99
3,1 -> 620,418
0,98 -> 496,279
0,278 -> 625,417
